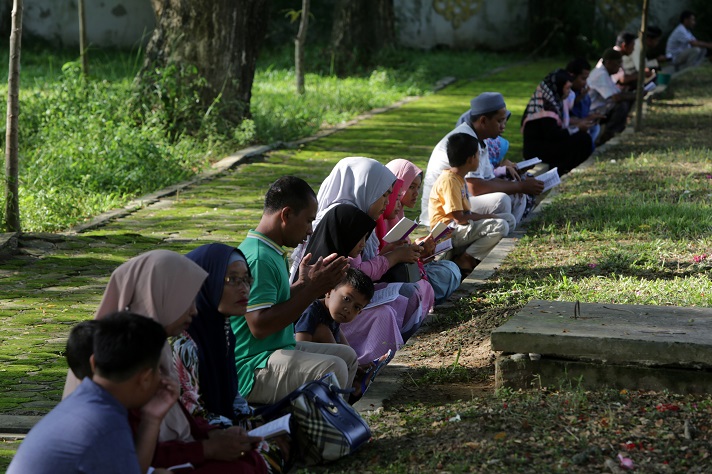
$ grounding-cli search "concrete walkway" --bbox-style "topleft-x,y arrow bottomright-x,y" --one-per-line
0,57 -> 646,436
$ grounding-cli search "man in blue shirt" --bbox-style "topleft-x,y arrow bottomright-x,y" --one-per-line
8,312 -> 169,474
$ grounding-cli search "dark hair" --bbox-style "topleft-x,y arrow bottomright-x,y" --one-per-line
93,311 -> 166,382
680,11 -> 695,23
646,26 -> 662,39
616,32 -> 637,47
66,320 -> 98,379
470,109 -> 500,124
602,48 -> 623,62
446,133 -> 479,167
336,268 -> 374,301
263,176 -> 316,214
552,69 -> 574,94
566,57 -> 592,76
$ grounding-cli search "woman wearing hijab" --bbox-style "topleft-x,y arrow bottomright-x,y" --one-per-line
385,159 -> 461,305
292,157 -> 433,361
182,243 -> 288,473
521,69 -> 593,176
64,250 -> 268,474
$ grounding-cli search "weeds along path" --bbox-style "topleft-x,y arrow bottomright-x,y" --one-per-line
0,59 -> 561,420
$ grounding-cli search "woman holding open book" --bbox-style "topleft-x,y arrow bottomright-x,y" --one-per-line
291,157 -> 434,363
384,159 -> 461,305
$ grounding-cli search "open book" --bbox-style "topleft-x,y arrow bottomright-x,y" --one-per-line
248,413 -> 291,439
429,220 -> 454,242
382,216 -> 418,243
515,157 -> 542,171
422,239 -> 453,262
535,167 -> 561,192
364,285 -> 401,310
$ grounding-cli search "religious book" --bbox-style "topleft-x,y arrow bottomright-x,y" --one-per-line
382,216 -> 418,243
515,157 -> 542,170
364,285 -> 401,310
536,167 -> 561,192
248,414 -> 291,439
422,239 -> 453,262
429,220 -> 454,242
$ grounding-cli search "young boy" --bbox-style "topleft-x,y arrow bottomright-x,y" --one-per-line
8,312 -> 169,474
428,132 -> 509,278
295,268 -> 374,346
65,320 -> 98,379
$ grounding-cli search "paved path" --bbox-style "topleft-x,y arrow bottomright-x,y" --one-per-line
0,59 -> 564,427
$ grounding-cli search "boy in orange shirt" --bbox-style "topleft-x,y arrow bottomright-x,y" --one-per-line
428,133 -> 509,278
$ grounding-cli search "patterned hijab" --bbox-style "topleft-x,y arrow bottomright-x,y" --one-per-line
63,250 -> 208,442
521,69 -> 573,130
185,243 -> 249,420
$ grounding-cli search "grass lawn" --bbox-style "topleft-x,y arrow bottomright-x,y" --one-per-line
1,58 -> 710,471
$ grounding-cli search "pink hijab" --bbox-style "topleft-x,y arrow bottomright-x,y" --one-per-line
62,250 -> 208,441
375,178 -> 403,249
384,158 -> 423,229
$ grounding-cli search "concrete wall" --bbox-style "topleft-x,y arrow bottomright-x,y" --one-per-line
394,0 -> 529,50
23,0 -> 155,48
623,0 -> 695,34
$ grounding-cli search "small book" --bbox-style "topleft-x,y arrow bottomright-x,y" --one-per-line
248,413 -> 291,439
536,167 -> 561,192
430,220 -> 454,242
422,239 -> 453,262
515,157 -> 542,170
382,216 -> 418,243
364,285 -> 401,310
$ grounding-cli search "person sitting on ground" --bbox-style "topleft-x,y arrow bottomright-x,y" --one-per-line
385,158 -> 461,305
296,267 -> 385,403
630,26 -> 668,74
566,58 -> 604,147
421,92 -> 540,230
291,158 -> 433,355
666,10 -> 712,72
429,133 -> 510,278
184,243 -> 290,472
80,250 -> 270,473
522,69 -> 594,176
65,320 -> 98,379
9,312 -> 170,474
587,48 -> 637,145
237,176 -> 357,405
604,32 -> 650,89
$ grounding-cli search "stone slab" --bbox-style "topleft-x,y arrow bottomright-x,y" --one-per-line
495,355 -> 712,395
491,300 -> 712,368
0,415 -> 43,434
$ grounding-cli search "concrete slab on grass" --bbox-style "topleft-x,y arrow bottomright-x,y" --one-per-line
491,299 -> 712,368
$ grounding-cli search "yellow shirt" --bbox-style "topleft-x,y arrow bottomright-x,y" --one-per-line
428,169 -> 470,229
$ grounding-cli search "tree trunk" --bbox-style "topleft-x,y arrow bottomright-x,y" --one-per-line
634,0 -> 649,132
330,0 -> 394,75
295,0 -> 310,95
4,0 -> 22,232
138,0 -> 269,130
78,0 -> 89,77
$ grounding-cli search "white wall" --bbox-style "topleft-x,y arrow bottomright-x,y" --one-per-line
23,0 -> 155,48
394,0 -> 529,50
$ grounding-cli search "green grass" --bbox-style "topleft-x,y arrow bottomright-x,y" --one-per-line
0,45 -> 522,232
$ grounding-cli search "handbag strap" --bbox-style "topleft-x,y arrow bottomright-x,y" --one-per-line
252,372 -> 352,418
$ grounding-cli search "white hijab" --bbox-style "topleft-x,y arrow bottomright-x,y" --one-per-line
290,157 -> 396,277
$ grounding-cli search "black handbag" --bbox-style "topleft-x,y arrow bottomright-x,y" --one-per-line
255,373 -> 371,465
379,262 -> 421,283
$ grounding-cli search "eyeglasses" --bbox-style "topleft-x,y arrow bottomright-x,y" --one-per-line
224,275 -> 254,287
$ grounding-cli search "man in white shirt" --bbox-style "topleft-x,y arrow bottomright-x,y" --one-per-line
587,49 -> 636,145
666,11 -> 712,72
420,93 -> 542,228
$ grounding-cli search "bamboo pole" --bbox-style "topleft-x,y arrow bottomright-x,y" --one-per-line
4,0 -> 23,232
634,0 -> 649,132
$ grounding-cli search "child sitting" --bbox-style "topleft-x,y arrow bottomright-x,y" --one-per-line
428,132 -> 510,279
295,268 -> 374,346
295,268 -> 391,402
